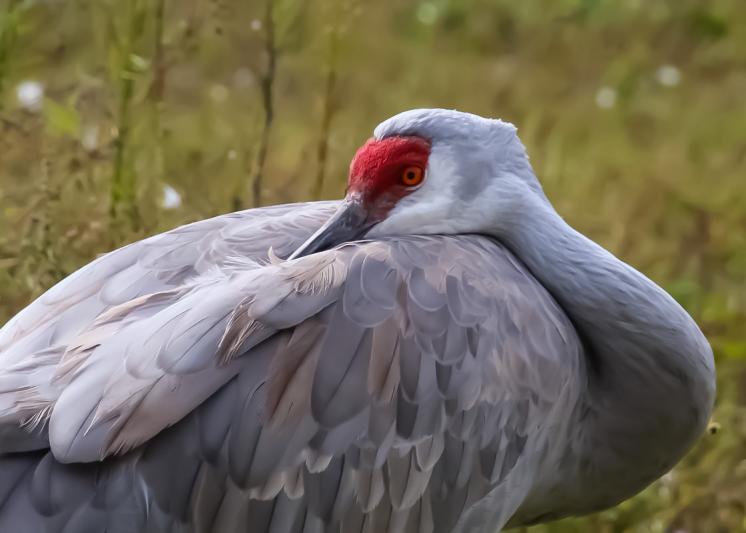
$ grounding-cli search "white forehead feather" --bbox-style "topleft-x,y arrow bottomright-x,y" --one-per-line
373,108 -> 518,145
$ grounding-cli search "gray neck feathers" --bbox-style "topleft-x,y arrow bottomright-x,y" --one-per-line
499,195 -> 715,502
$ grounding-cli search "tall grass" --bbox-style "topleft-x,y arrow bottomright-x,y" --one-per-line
109,0 -> 147,238
250,0 -> 277,208
0,0 -> 22,109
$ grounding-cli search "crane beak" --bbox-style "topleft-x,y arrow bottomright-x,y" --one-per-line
289,196 -> 373,259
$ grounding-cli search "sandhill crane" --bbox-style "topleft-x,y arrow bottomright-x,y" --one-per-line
0,109 -> 715,533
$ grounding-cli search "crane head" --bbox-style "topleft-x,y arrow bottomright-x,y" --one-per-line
290,108 -> 545,259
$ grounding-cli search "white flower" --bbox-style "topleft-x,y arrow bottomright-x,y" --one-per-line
162,185 -> 182,209
656,65 -> 681,87
595,86 -> 617,109
81,125 -> 99,151
16,80 -> 44,112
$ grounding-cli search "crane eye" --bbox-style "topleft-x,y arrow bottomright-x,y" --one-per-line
401,166 -> 424,187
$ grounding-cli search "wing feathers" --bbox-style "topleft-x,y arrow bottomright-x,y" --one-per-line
311,306 -> 371,428
0,205 -> 583,533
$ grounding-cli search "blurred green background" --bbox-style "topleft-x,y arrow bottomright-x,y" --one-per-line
1,0 -> 745,531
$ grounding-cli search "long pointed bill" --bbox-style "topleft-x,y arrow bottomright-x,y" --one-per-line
289,197 -> 372,259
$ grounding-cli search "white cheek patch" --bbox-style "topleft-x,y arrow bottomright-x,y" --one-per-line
424,147 -> 460,196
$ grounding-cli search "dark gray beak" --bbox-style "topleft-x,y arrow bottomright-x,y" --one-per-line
289,198 -> 372,259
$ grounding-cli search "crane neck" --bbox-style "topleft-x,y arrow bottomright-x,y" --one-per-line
496,194 -> 715,507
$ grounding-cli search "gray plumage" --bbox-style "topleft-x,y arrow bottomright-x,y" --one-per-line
0,109 -> 715,533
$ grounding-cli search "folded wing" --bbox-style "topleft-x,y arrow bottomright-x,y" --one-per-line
0,203 -> 583,533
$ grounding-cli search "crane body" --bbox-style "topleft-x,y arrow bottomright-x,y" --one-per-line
0,109 -> 715,532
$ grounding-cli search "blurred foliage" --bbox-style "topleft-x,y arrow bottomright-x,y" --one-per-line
1,0 -> 745,531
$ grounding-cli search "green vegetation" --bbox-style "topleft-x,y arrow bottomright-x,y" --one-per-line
1,0 -> 744,530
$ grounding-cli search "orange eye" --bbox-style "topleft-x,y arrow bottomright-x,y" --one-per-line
401,166 -> 424,187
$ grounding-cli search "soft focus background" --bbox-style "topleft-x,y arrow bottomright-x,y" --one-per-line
1,0 -> 745,531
